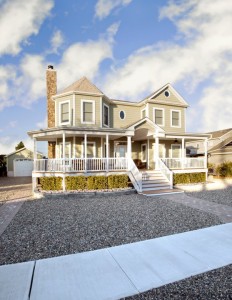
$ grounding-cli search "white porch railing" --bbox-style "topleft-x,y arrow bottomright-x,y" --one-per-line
157,158 -> 173,188
128,158 -> 142,192
34,158 -> 129,172
162,157 -> 205,169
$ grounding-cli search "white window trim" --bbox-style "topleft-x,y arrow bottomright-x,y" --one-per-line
59,142 -> 71,158
81,99 -> 95,124
119,110 -> 126,120
59,100 -> 71,125
171,109 -> 181,128
141,108 -> 146,119
81,141 -> 96,158
171,144 -> 181,158
153,107 -> 165,126
141,143 -> 147,162
103,103 -> 110,127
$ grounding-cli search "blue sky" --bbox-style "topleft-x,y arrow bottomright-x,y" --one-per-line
0,0 -> 232,155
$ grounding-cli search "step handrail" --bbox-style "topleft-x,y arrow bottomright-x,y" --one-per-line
157,158 -> 173,188
128,158 -> 142,192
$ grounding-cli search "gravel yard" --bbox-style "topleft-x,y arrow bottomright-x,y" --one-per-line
0,194 -> 222,265
186,185 -> 232,207
0,177 -> 32,202
127,264 -> 232,299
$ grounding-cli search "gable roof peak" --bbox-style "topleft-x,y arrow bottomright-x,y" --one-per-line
59,76 -> 104,95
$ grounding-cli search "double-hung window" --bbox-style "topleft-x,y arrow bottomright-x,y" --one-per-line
81,100 -> 95,124
103,104 -> 109,127
60,101 -> 70,125
154,108 -> 164,126
171,110 -> 181,127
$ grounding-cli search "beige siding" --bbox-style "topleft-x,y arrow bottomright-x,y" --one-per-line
112,104 -> 141,128
55,94 -> 102,128
151,88 -> 184,106
148,103 -> 185,133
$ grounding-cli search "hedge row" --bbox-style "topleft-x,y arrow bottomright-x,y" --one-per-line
40,177 -> 62,190
39,174 -> 129,191
173,172 -> 206,185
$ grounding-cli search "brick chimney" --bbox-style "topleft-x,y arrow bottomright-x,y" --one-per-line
46,65 -> 57,158
46,65 -> 57,128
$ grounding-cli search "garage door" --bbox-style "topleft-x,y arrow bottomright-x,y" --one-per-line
14,159 -> 33,177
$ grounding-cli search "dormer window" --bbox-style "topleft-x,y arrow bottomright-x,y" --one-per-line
60,101 -> 70,125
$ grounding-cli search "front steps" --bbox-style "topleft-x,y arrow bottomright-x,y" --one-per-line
140,170 -> 183,197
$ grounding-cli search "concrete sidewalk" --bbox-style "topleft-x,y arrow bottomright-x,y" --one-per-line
1,223 -> 232,300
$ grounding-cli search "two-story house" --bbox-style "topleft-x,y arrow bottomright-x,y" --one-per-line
28,65 -> 209,195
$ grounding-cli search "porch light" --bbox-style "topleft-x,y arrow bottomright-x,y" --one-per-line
174,138 -> 178,143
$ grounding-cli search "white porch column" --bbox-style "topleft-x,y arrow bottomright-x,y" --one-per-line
106,134 -> 109,171
147,138 -> 149,169
100,137 -> 103,158
62,131 -> 66,191
155,132 -> 159,170
204,139 -> 208,168
73,136 -> 76,158
32,137 -> 37,192
181,138 -> 185,169
33,138 -> 37,161
84,133 -> 87,172
127,136 -> 132,159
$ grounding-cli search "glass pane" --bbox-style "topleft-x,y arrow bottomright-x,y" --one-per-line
104,106 -> 109,125
84,112 -> 92,122
155,109 -> 163,125
61,103 -> 69,122
172,111 -> 179,126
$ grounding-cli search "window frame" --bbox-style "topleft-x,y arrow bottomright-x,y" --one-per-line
81,99 -> 95,124
153,107 -> 165,126
141,143 -> 147,162
119,110 -> 126,120
81,141 -> 96,158
171,109 -> 181,128
141,108 -> 146,119
59,100 -> 71,125
103,103 -> 109,127
171,144 -> 181,158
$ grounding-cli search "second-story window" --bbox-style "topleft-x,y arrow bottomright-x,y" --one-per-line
154,108 -> 164,126
103,104 -> 109,127
60,101 -> 70,125
81,100 -> 95,124
171,110 -> 181,127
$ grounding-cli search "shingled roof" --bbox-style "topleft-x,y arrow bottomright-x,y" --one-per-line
60,77 -> 104,95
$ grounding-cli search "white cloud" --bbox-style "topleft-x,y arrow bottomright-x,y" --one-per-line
0,0 -> 54,56
102,0 -> 232,131
50,30 -> 64,54
95,0 -> 132,19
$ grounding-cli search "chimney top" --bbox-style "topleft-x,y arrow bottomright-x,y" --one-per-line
47,65 -> 54,70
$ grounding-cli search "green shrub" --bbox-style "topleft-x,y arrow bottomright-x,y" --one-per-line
87,176 -> 95,190
173,173 -> 206,185
108,174 -> 128,189
66,176 -> 87,190
40,177 -> 62,190
94,176 -> 108,190
216,162 -> 232,177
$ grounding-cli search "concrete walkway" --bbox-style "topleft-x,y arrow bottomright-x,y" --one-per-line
163,193 -> 232,223
1,223 -> 232,300
0,200 -> 25,236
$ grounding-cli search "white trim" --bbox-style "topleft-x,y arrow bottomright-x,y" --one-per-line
73,136 -> 76,158
73,93 -> 76,126
81,99 -> 95,124
103,142 -> 110,158
55,101 -> 57,127
119,110 -> 126,120
81,141 -> 96,158
59,100 -> 71,126
100,98 -> 102,127
59,142 -> 71,158
153,107 -> 165,127
171,109 -> 181,128
147,138 -> 149,168
127,116 -> 164,133
103,103 -> 110,127
141,143 -> 147,162
171,144 -> 181,158
141,108 -> 146,119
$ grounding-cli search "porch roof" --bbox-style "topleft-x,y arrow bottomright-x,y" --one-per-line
165,132 -> 211,140
27,126 -> 134,141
